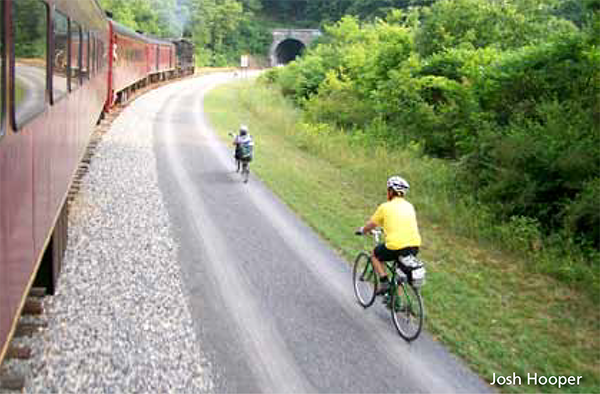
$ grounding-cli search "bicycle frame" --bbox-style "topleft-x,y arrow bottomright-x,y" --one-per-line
353,228 -> 425,341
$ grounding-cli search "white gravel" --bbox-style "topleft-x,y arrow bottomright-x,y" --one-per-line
21,101 -> 214,393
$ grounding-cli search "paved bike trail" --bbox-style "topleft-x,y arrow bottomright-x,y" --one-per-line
143,73 -> 494,393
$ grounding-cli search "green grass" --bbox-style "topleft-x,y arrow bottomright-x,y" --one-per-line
204,80 -> 600,394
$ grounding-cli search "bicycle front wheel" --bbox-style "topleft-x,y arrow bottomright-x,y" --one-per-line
391,282 -> 424,341
353,252 -> 378,308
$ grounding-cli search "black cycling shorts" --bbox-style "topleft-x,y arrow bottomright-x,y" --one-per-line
374,243 -> 419,262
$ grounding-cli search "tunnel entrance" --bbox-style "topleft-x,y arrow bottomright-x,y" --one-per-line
275,39 -> 305,65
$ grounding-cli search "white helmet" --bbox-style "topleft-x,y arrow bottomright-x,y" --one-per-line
240,124 -> 248,135
387,176 -> 410,195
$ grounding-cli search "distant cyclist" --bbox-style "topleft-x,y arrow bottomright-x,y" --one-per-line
232,124 -> 254,173
356,176 -> 421,294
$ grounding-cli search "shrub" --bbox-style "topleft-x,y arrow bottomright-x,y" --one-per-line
462,100 -> 600,242
473,31 -> 597,126
563,178 -> 600,249
304,70 -> 376,129
415,0 -> 577,58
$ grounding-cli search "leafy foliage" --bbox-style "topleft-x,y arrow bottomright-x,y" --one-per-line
415,0 -> 577,57
264,0 -> 600,272
100,0 -> 184,38
14,0 -> 47,58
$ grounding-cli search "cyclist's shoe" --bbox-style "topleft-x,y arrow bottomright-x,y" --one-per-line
382,294 -> 391,308
382,294 -> 405,311
376,281 -> 391,295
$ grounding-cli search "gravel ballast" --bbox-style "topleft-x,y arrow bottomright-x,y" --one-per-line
20,97 -> 214,393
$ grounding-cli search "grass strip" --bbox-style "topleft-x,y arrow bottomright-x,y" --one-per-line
204,79 -> 599,394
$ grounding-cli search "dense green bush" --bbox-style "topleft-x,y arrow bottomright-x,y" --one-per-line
474,32 -> 597,125
564,178 -> 600,249
463,100 -> 600,247
415,0 -> 578,57
304,70 -> 376,129
264,0 -> 600,281
461,30 -> 600,249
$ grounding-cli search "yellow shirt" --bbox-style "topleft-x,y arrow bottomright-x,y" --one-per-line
371,197 -> 421,250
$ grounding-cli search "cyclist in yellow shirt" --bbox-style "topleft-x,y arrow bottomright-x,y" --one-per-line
356,176 -> 421,294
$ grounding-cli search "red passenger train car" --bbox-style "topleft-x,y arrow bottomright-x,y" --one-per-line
0,0 -> 192,363
105,21 -> 175,109
106,21 -> 149,109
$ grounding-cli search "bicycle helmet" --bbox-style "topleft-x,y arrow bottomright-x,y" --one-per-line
387,176 -> 410,195
240,124 -> 248,136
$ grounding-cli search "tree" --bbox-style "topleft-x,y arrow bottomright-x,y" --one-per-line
99,0 -> 140,30
414,0 -> 577,57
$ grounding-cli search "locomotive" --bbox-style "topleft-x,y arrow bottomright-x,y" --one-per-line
0,0 -> 195,363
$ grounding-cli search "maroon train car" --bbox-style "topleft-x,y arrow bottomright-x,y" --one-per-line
106,20 -> 148,109
0,0 -> 109,362
106,21 -> 175,109
154,38 -> 175,75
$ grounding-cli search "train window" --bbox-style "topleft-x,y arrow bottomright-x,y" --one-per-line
95,37 -> 99,72
94,35 -> 99,73
70,21 -> 81,89
1,2 -> 5,138
97,40 -> 104,71
81,30 -> 89,81
98,39 -> 105,71
52,10 -> 68,102
90,33 -> 95,76
13,0 -> 48,129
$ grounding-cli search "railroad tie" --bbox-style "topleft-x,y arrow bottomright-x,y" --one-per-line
0,373 -> 25,392
22,298 -> 43,316
6,346 -> 31,360
14,321 -> 47,338
28,287 -> 46,298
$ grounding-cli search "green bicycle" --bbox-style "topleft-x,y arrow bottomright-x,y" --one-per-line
353,229 -> 426,341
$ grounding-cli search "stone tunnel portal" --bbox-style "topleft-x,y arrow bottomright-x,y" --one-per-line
274,39 -> 306,65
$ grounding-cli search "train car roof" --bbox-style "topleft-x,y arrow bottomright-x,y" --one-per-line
110,19 -> 174,47
145,35 -> 175,46
170,38 -> 194,44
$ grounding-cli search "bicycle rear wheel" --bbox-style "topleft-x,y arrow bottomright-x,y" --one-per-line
391,282 -> 424,341
353,252 -> 378,308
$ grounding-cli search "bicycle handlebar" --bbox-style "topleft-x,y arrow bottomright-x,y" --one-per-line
354,228 -> 383,237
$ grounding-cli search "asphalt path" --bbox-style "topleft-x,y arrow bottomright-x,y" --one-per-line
14,63 -> 48,124
132,72 -> 493,393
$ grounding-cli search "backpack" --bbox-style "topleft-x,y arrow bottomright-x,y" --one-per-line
237,135 -> 254,161
239,142 -> 253,160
